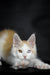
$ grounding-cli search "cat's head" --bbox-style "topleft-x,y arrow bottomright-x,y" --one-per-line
11,33 -> 37,60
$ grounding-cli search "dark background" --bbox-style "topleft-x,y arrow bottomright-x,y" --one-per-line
0,0 -> 50,73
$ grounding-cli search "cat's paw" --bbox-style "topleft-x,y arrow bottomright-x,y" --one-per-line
21,61 -> 29,66
25,61 -> 29,65
11,66 -> 18,70
22,61 -> 24,66
34,64 -> 50,69
14,62 -> 19,67
0,61 -> 2,66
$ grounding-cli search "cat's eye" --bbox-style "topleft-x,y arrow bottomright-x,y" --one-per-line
18,50 -> 22,53
27,50 -> 31,53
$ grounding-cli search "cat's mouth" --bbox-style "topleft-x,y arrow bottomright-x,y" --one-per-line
23,58 -> 30,61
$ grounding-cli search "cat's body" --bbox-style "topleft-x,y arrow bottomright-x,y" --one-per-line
0,29 -> 50,70
0,29 -> 15,59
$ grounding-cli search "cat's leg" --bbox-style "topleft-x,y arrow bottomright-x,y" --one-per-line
33,58 -> 50,69
0,56 -> 2,66
11,61 -> 29,69
19,60 -> 29,69
10,62 -> 19,70
11,66 -> 18,70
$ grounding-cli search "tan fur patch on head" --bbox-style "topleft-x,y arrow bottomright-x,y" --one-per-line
22,40 -> 30,46
31,48 -> 36,55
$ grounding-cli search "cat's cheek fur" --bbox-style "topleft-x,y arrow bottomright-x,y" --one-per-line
18,55 -> 24,59
26,53 -> 33,60
17,53 -> 24,59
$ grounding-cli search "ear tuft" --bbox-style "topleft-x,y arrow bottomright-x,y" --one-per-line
13,33 -> 22,47
27,33 -> 36,48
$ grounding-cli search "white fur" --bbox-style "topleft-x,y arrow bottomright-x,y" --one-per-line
7,43 -> 36,63
17,43 -> 36,60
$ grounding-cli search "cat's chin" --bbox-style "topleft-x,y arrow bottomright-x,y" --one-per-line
24,58 -> 30,61
19,58 -> 30,60
25,57 -> 31,60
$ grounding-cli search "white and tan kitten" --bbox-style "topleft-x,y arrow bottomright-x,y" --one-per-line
0,29 -> 50,70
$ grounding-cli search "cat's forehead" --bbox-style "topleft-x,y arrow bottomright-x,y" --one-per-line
20,43 -> 30,50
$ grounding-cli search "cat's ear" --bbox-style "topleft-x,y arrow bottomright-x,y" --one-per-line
13,33 -> 22,47
27,34 -> 36,48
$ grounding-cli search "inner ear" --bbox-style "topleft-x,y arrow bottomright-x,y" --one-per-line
13,33 -> 22,47
27,34 -> 36,48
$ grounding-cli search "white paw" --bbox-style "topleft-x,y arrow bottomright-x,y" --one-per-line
0,61 -> 2,66
11,66 -> 18,70
34,64 -> 50,69
25,61 -> 29,65
14,62 -> 19,67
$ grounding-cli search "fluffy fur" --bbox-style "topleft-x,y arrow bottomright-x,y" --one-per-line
0,29 -> 50,70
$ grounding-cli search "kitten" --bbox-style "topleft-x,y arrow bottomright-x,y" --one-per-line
0,29 -> 50,70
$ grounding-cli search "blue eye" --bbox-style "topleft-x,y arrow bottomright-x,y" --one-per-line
27,50 -> 31,53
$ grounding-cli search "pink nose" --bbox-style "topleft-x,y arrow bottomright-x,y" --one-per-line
24,56 -> 26,59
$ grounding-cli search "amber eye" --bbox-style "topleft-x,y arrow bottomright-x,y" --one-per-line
18,50 -> 22,53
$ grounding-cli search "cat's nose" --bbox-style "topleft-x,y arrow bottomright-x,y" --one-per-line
24,56 -> 26,59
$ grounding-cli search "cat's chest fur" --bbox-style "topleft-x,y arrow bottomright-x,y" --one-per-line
7,53 -> 34,68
